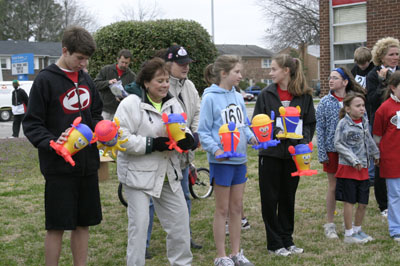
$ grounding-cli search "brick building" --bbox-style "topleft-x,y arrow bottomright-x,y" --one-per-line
319,0 -> 400,96
279,45 -> 320,92
216,44 -> 274,86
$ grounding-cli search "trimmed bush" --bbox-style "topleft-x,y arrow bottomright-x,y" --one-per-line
89,19 -> 218,95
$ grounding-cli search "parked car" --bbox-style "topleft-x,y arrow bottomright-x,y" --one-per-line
240,89 -> 255,101
0,81 -> 33,122
245,85 -> 262,96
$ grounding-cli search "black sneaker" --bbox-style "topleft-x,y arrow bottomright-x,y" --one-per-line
145,248 -> 152,259
241,217 -> 251,230
191,239 -> 203,249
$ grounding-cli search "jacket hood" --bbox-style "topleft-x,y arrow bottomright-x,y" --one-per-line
202,84 -> 236,97
124,82 -> 143,97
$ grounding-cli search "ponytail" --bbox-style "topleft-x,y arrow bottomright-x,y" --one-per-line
204,55 -> 241,85
203,63 -> 216,86
272,54 -> 311,96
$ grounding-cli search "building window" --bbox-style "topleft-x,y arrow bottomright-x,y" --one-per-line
48,58 -> 57,66
262,79 -> 273,86
34,57 -> 39,70
0,57 -> 10,69
261,58 -> 271,68
331,1 -> 366,70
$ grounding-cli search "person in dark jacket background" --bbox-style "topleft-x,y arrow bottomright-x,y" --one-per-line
22,26 -> 103,266
10,79 -> 28,137
94,49 -> 136,120
253,54 -> 316,256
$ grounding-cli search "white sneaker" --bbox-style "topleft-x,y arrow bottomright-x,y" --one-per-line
225,222 -> 229,235
268,247 -> 291,256
344,233 -> 368,244
381,209 -> 388,218
287,245 -> 304,254
214,256 -> 234,266
324,223 -> 339,239
357,231 -> 374,242
230,249 -> 254,266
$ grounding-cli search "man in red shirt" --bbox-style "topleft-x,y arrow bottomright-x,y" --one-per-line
94,49 -> 136,120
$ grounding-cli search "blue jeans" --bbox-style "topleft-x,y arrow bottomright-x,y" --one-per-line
146,198 -> 154,248
386,178 -> 400,237
146,167 -> 191,246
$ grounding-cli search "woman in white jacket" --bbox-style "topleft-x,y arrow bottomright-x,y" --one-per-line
115,57 -> 194,266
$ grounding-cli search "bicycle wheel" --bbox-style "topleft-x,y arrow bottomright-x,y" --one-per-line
118,182 -> 128,207
189,167 -> 213,199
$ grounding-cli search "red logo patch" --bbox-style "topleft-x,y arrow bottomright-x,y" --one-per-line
59,85 -> 91,114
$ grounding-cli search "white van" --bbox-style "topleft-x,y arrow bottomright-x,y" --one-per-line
0,81 -> 33,121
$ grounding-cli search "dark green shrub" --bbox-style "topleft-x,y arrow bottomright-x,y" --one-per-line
89,19 -> 218,95
255,82 -> 267,89
239,80 -> 249,90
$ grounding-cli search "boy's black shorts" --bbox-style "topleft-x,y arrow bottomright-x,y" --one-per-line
335,177 -> 369,204
44,173 -> 102,230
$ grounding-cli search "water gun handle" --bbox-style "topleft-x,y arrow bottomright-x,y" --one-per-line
50,140 -> 75,166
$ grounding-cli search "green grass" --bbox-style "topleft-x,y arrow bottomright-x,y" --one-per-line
1,138 -> 400,265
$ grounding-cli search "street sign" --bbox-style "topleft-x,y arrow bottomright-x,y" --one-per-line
11,53 -> 34,76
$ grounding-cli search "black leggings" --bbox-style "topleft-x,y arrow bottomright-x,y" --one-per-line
374,166 -> 388,212
258,156 -> 299,251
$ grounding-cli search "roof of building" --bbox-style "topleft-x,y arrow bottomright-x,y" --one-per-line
0,40 -> 61,57
216,44 -> 274,58
307,45 -> 320,58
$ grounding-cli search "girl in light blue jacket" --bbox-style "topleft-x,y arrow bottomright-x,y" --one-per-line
198,55 -> 256,266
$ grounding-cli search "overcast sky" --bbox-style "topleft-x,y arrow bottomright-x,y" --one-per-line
80,0 -> 269,48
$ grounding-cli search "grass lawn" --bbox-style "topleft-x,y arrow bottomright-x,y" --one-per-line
1,138 -> 400,265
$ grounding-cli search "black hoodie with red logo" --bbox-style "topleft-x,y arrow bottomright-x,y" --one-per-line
23,63 -> 103,176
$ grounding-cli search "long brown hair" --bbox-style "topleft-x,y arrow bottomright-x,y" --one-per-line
333,66 -> 366,94
272,54 -> 311,96
338,92 -> 366,119
383,71 -> 400,100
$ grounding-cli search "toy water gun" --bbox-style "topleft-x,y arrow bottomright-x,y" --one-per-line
248,112 -> 280,150
276,106 -> 303,139
288,142 -> 318,177
162,113 -> 188,153
95,117 -> 128,158
50,117 -> 97,166
216,122 -> 245,159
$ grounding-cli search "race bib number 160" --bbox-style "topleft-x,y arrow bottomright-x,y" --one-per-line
221,104 -> 245,127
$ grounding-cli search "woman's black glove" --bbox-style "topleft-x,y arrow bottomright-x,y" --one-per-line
152,137 -> 172,152
177,133 -> 195,151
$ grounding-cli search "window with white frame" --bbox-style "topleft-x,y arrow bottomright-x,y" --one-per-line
0,57 -> 11,69
48,58 -> 57,66
34,57 -> 39,70
262,79 -> 273,86
261,58 -> 272,68
331,1 -> 366,70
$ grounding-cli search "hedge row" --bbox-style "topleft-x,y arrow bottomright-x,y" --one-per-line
89,19 -> 218,95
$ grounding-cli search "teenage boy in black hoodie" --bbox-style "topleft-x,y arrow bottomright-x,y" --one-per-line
22,26 -> 103,266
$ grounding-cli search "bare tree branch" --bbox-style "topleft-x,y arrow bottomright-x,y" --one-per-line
57,0 -> 100,33
117,0 -> 163,22
256,0 -> 319,51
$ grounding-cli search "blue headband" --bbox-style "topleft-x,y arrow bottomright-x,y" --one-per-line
333,68 -> 349,81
